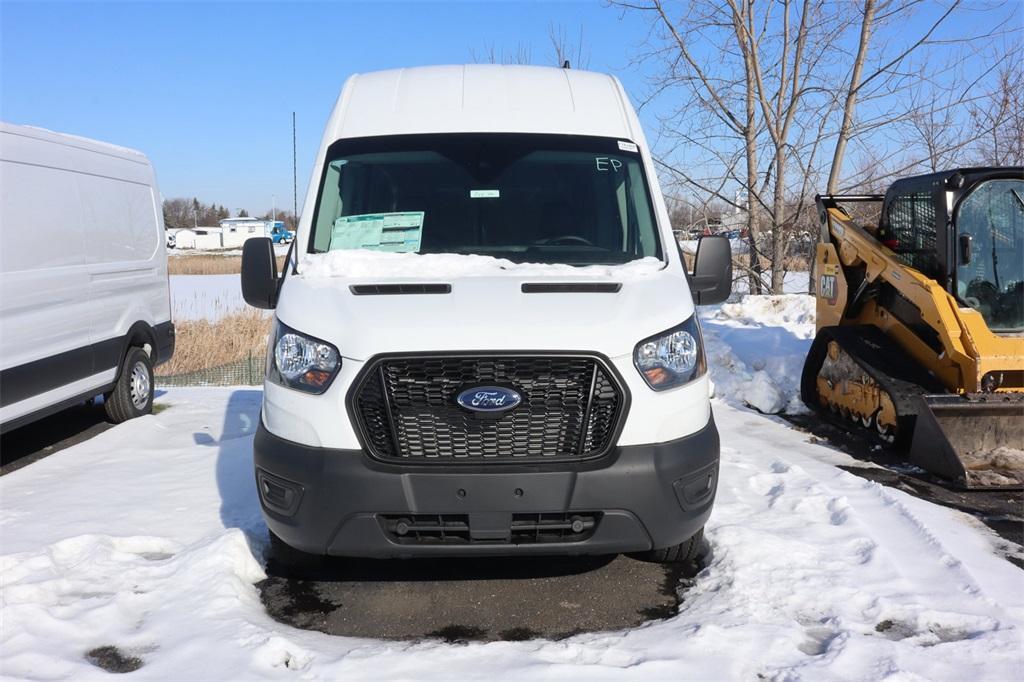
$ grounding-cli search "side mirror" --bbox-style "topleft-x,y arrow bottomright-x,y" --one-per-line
241,237 -> 279,309
690,235 -> 732,305
958,233 -> 972,265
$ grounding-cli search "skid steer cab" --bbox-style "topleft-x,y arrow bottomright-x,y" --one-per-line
801,167 -> 1024,489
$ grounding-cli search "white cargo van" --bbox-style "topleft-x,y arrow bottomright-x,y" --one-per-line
242,65 -> 731,565
0,123 -> 174,430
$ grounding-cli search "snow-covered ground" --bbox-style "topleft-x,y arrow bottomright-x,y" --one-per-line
2,387 -> 1021,680
3,288 -> 1022,679
170,274 -> 249,321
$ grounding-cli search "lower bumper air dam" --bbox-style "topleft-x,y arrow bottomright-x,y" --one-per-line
253,414 -> 720,558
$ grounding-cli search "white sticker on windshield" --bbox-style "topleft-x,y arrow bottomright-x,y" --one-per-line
470,189 -> 500,199
617,140 -> 638,153
331,211 -> 424,252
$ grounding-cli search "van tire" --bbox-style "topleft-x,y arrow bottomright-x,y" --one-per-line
104,347 -> 154,423
632,527 -> 704,564
267,530 -> 326,578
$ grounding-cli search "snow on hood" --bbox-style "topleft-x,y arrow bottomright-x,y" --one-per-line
280,251 -> 687,361
298,249 -> 666,280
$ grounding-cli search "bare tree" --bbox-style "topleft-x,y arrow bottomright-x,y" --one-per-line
471,24 -> 591,70
549,24 -> 591,69
619,0 -> 857,292
969,49 -> 1024,166
161,197 -> 193,230
825,0 -> 878,193
617,0 -> 1018,294
163,198 -> 229,229
469,42 -> 533,65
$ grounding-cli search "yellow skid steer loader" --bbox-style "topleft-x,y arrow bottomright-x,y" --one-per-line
801,168 -> 1024,489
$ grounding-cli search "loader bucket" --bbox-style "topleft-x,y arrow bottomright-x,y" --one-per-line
909,394 -> 1024,489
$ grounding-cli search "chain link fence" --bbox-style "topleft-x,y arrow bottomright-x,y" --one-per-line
156,354 -> 265,387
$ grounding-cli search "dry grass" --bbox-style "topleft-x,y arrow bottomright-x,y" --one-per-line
168,254 -> 287,275
156,310 -> 272,375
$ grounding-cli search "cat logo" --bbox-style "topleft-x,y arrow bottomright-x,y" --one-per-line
819,274 -> 838,304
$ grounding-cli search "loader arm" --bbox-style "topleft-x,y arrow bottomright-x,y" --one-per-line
815,202 -> 1024,394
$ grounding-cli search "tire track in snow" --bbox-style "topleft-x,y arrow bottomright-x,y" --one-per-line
714,403 -> 1020,649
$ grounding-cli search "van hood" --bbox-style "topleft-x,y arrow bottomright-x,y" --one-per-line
275,269 -> 695,362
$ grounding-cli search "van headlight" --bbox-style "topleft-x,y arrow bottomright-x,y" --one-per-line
633,316 -> 706,390
268,321 -> 341,394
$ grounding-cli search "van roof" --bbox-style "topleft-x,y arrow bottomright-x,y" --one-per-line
0,122 -> 149,164
328,64 -> 640,142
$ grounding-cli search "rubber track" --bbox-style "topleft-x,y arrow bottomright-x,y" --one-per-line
800,325 -> 947,448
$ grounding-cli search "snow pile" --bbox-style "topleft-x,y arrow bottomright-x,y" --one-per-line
718,294 -> 816,329
1,388 -> 1021,679
299,250 -> 664,280
701,294 -> 816,414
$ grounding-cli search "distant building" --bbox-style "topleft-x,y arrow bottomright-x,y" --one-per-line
219,218 -> 293,244
171,227 -> 231,249
169,219 -> 282,250
219,217 -> 271,237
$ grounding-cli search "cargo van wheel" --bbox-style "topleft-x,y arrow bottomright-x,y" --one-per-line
267,531 -> 327,578
631,527 -> 705,564
104,347 -> 154,423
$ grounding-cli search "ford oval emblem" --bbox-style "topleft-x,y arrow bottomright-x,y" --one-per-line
456,386 -> 522,412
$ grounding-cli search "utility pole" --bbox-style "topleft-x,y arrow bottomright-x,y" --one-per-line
272,194 -> 276,222
292,112 -> 298,228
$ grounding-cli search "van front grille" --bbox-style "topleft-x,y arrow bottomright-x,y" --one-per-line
350,354 -> 626,464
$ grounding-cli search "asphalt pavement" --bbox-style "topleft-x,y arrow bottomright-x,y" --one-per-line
0,401 -> 112,476
259,552 -> 700,642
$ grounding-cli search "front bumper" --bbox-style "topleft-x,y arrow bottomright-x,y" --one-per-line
254,414 -> 719,558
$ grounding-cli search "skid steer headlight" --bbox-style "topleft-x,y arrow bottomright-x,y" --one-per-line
633,316 -> 707,390
268,321 -> 340,394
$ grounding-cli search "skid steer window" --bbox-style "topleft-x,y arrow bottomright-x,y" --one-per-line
955,178 -> 1024,332
883,192 -> 939,278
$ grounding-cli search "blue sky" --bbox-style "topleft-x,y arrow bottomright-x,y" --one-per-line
1,0 -> 654,215
2,1 -> 1015,214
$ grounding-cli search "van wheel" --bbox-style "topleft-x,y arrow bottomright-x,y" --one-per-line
104,347 -> 154,423
267,530 -> 327,578
632,527 -> 705,564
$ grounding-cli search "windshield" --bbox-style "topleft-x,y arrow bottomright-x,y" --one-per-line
955,178 -> 1024,332
309,133 -> 663,265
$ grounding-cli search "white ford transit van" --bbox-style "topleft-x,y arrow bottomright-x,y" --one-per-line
243,65 -> 731,565
0,123 -> 174,430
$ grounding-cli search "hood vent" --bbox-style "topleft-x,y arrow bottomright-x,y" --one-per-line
350,283 -> 452,295
521,283 -> 622,294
